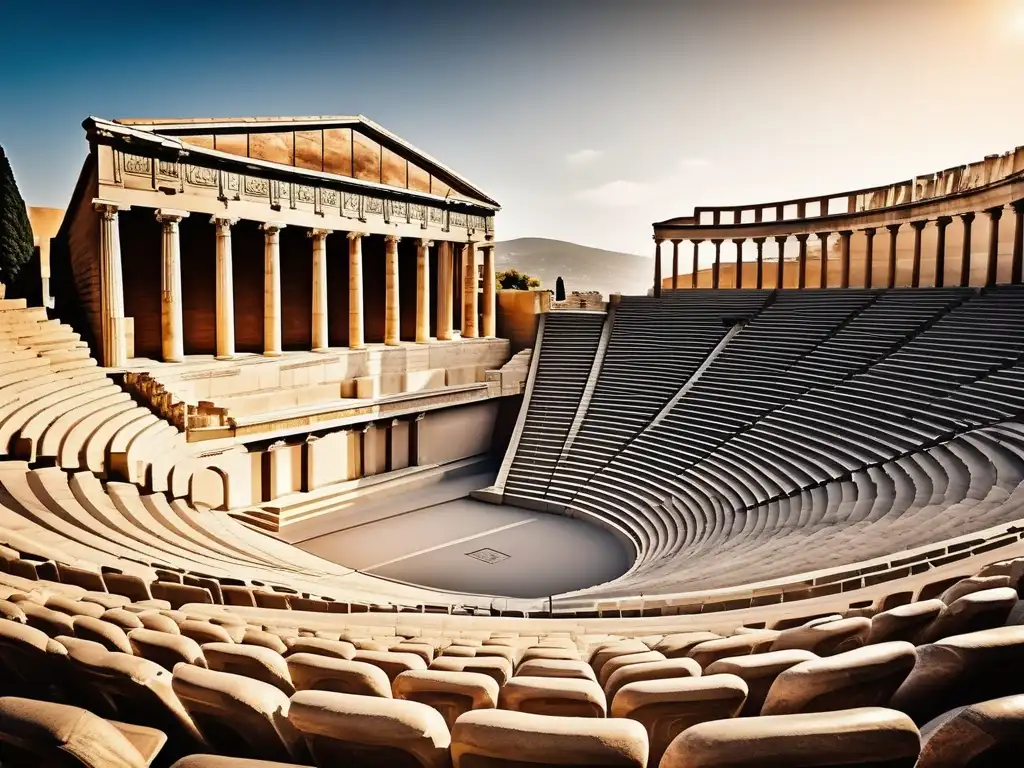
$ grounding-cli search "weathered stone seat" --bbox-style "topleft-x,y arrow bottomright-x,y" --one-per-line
920,587 -> 1019,642
201,643 -> 294,696
867,598 -> 945,644
498,675 -> 606,718
768,617 -> 870,656
393,669 -> 498,729
429,655 -> 512,687
283,637 -> 356,660
916,694 -> 1024,767
687,631 -> 779,668
128,629 -> 207,670
171,664 -> 306,763
450,709 -> 649,768
72,616 -> 133,654
761,641 -> 917,716
288,689 -> 451,768
604,657 -> 702,705
597,649 -> 666,688
610,673 -> 748,767
704,650 -> 817,717
353,649 -> 427,684
658,706 -> 921,768
286,654 -> 393,696
515,658 -> 597,681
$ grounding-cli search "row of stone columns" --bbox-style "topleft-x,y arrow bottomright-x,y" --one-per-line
653,201 -> 1024,294
92,199 -> 496,367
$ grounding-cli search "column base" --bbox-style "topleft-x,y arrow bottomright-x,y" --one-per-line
312,347 -> 330,354
215,354 -> 235,361
263,351 -> 283,358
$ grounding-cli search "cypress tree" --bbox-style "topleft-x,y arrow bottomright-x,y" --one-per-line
0,145 -> 35,289
555,275 -> 566,301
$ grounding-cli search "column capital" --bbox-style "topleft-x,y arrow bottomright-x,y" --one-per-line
794,233 -> 811,242
815,232 -> 830,240
1012,199 -> 1024,214
985,205 -> 1004,220
670,238 -> 682,245
710,238 -> 724,246
774,235 -> 788,244
960,211 -> 976,223
910,220 -> 928,231
93,199 -> 129,218
752,237 -> 767,245
935,216 -> 953,226
417,239 -> 435,248
731,237 -> 746,245
308,228 -> 332,239
260,221 -> 287,234
155,208 -> 189,224
863,227 -> 877,236
838,230 -> 854,237
347,231 -> 366,240
653,237 -> 665,245
210,216 -> 239,229
691,239 -> 704,246
384,234 -> 401,244
885,223 -> 901,233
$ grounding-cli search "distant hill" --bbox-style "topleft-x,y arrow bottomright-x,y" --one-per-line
494,237 -> 651,298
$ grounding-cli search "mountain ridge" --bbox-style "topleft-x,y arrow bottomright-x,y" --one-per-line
494,237 -> 651,298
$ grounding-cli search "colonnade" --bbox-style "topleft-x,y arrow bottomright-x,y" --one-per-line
93,199 -> 496,367
652,200 -> 1024,295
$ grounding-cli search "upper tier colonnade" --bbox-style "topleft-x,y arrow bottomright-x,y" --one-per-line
651,145 -> 1024,295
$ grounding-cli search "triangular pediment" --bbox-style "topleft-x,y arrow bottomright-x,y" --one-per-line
108,116 -> 497,208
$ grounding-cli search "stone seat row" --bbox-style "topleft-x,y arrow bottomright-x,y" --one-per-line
2,561 -> 1023,766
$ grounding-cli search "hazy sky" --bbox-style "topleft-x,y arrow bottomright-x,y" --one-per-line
2,0 -> 1023,255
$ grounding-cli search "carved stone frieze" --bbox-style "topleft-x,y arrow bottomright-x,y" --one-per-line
295,185 -> 315,204
244,176 -> 270,196
185,164 -> 218,187
157,160 -> 179,178
365,197 -> 383,215
450,211 -> 467,228
123,154 -> 152,175
343,192 -> 361,213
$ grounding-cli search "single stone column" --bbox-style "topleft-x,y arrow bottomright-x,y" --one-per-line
436,241 -> 454,340
732,239 -> 745,289
986,206 -> 1002,287
384,235 -> 401,346
910,221 -> 926,288
839,230 -> 853,289
93,199 -> 129,367
960,212 -> 975,287
262,222 -> 285,356
481,244 -> 496,338
885,224 -> 900,288
309,228 -> 330,351
155,209 -> 189,363
753,238 -> 765,289
711,239 -> 723,289
934,217 -> 951,288
653,240 -> 663,297
864,228 -> 877,288
690,240 -> 701,289
462,242 -> 479,338
212,216 -> 237,359
1011,201 -> 1024,285
671,239 -> 680,290
775,235 -> 787,289
816,232 -> 829,289
795,233 -> 810,289
416,238 -> 433,342
347,232 -> 365,349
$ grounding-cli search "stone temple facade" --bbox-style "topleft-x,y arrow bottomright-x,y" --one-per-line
52,116 -> 500,368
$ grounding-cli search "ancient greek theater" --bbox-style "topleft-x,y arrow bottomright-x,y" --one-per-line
0,1 -> 1023,766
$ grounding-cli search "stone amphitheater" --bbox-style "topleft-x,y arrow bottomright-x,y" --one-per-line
1,121 -> 1023,767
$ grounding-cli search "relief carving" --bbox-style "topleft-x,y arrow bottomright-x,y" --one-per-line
450,211 -> 467,228
428,206 -> 444,224
390,200 -> 408,219
321,189 -> 339,208
343,192 -> 361,213
410,203 -> 425,221
276,181 -> 290,200
185,164 -> 218,187
365,197 -> 383,214
157,160 -> 179,178
244,176 -> 270,196
123,155 -> 152,175
295,185 -> 315,203
468,214 -> 485,230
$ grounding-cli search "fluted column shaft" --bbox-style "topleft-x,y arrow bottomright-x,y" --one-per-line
960,212 -> 975,287
462,242 -> 478,337
348,232 -> 365,348
733,239 -> 745,289
1012,201 -> 1024,285
94,200 -> 128,367
671,240 -> 680,290
436,241 -> 454,340
262,222 -> 284,356
886,224 -> 900,288
816,233 -> 829,288
310,229 -> 330,351
839,231 -> 852,289
711,239 -> 722,289
934,217 -> 951,288
416,239 -> 433,342
986,207 -> 1002,287
385,235 -> 401,346
754,238 -> 765,289
212,217 -> 237,359
481,244 -> 496,338
910,221 -> 926,288
156,209 -> 188,363
864,228 -> 876,288
653,240 -> 663,297
775,236 -> 787,289
795,234 -> 809,289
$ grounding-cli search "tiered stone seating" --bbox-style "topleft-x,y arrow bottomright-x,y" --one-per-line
1,562 -> 1021,766
502,311 -> 606,507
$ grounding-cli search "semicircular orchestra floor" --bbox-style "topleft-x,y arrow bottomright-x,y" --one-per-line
292,478 -> 632,600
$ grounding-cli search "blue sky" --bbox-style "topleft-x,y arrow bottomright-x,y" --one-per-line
2,0 -> 1024,254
